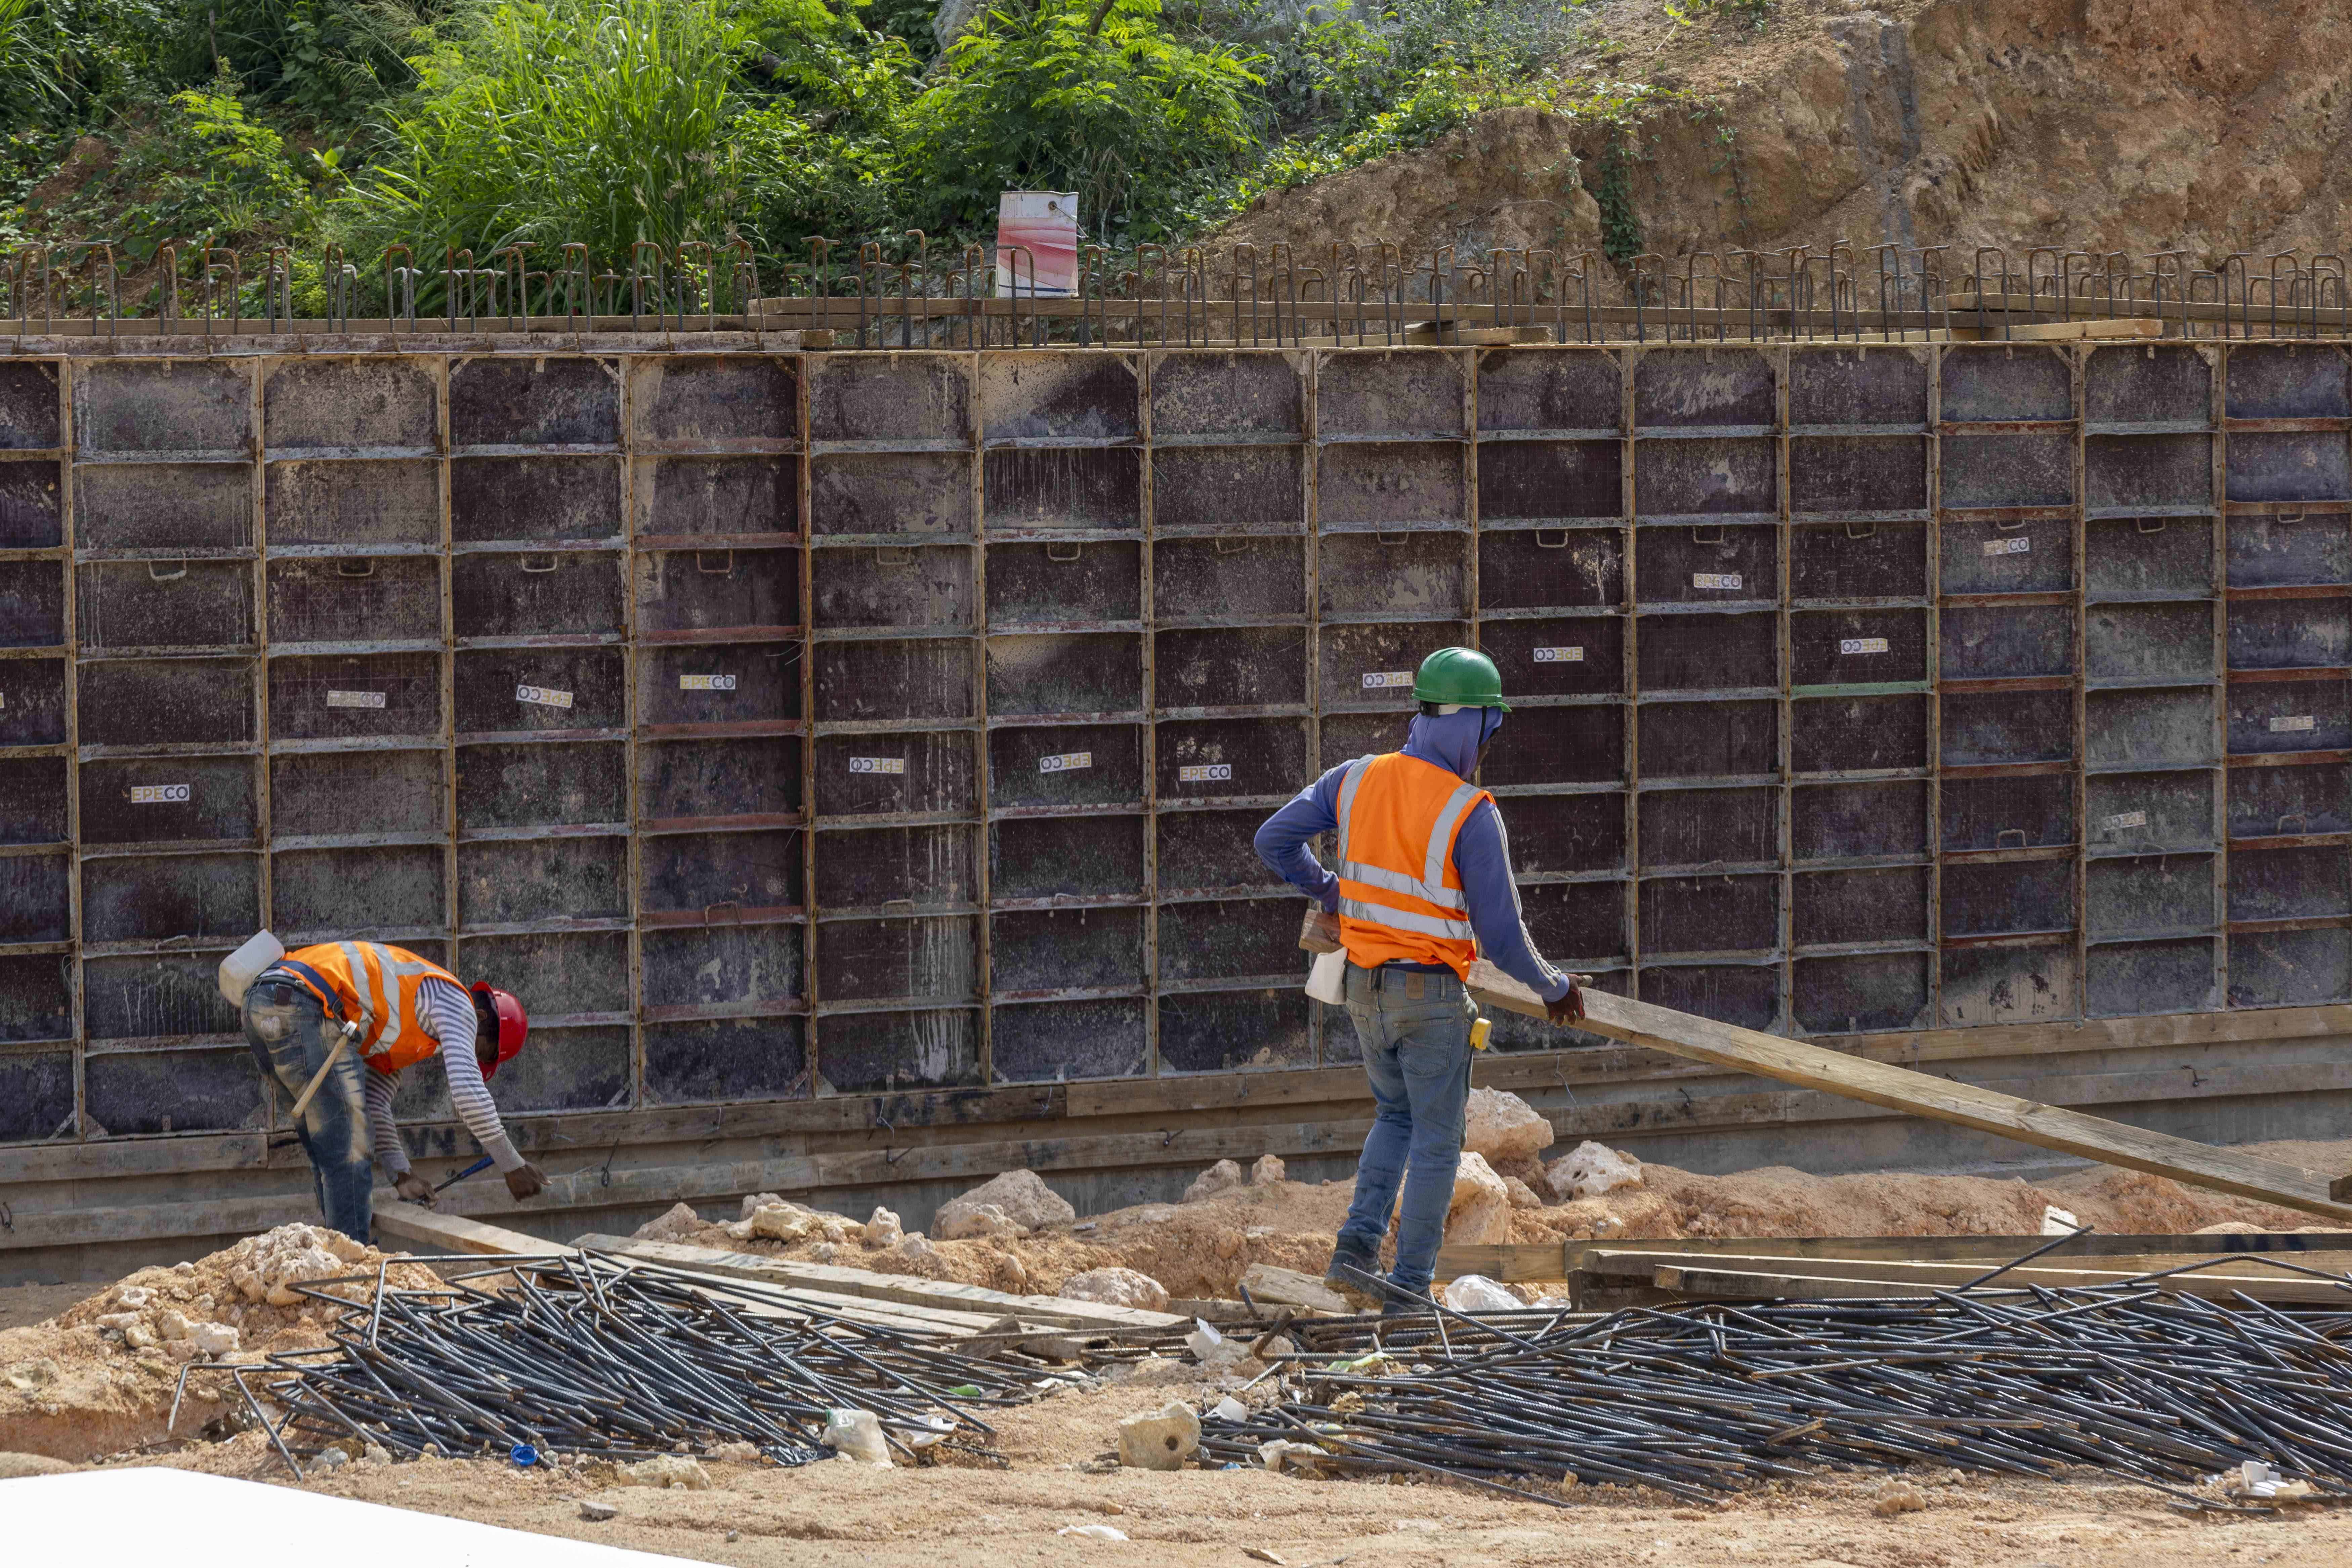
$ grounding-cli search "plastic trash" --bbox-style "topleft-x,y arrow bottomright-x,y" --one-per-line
823,1407 -> 890,1466
509,1443 -> 539,1468
1057,1525 -> 1129,1541
1211,1395 -> 1248,1422
1440,1274 -> 1522,1314
2041,1204 -> 2082,1236
217,930 -> 285,1007
1185,1319 -> 1225,1361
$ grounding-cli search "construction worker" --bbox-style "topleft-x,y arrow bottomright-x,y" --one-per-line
239,941 -> 547,1245
1254,647 -> 1582,1311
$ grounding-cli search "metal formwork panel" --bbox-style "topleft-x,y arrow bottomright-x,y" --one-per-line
15,337 -> 2352,1149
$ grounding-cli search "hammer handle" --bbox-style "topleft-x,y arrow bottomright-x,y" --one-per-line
287,1028 -> 354,1122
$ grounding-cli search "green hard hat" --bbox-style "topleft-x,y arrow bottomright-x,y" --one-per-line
1413,646 -> 1509,712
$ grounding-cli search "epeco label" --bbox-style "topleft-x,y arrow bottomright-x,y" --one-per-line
130,784 -> 191,804
678,674 -> 737,691
1532,646 -> 1584,663
516,685 -> 574,709
1178,763 -> 1232,783
849,757 -> 907,775
1040,752 -> 1093,774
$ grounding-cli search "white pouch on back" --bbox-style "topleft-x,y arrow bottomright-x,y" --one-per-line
1304,946 -> 1347,1005
217,930 -> 286,1007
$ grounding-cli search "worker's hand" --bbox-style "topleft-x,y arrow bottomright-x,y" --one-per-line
503,1161 -> 548,1202
1544,979 -> 1586,1028
393,1172 -> 434,1206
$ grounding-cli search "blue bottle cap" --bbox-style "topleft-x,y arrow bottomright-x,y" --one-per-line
510,1443 -> 539,1468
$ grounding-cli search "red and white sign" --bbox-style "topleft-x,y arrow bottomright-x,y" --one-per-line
995,192 -> 1080,298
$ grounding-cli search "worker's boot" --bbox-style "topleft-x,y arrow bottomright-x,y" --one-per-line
1322,1241 -> 1384,1312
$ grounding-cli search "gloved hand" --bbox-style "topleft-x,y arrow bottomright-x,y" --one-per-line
1544,977 -> 1586,1028
504,1160 -> 548,1201
393,1172 -> 434,1206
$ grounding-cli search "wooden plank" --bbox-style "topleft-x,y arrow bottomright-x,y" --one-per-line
1593,1248 -> 2352,1285
580,1236 -> 1186,1330
1652,1262 -> 2352,1305
1468,960 -> 2352,1225
1439,1232 -> 2352,1284
369,1199 -> 560,1257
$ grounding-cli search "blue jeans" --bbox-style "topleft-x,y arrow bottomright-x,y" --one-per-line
243,978 -> 375,1245
1334,962 -> 1476,1297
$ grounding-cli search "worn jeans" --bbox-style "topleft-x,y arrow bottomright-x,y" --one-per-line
1334,962 -> 1476,1298
243,978 -> 374,1245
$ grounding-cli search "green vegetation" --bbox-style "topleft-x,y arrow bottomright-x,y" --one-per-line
2,0 -> 1729,309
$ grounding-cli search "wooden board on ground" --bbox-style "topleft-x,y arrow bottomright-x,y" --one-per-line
577,1235 -> 1187,1331
1600,1246 -> 2352,1290
1651,1260 -> 2352,1305
1437,1231 -> 2352,1283
370,1197 -> 555,1257
1466,961 -> 2352,1226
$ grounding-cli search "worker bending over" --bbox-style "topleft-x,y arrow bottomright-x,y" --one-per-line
1255,648 -> 1582,1311
240,941 -> 547,1244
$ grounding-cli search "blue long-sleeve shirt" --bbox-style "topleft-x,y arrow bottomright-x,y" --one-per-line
1253,709 -> 1572,1002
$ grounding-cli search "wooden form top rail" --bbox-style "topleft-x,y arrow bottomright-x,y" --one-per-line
1465,960 -> 2352,1227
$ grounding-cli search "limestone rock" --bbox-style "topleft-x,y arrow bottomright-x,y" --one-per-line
1544,1141 -> 1644,1202
750,1203 -> 820,1243
631,1202 -> 704,1242
95,1312 -> 141,1332
190,1322 -> 239,1357
897,1231 -> 936,1259
1116,1401 -> 1201,1471
1251,1154 -> 1286,1186
1873,1479 -> 1929,1516
808,1241 -> 838,1263
1443,1152 -> 1512,1245
1461,1088 -> 1552,1164
1238,1262 -> 1348,1313
712,1441 -> 761,1464
938,1169 -> 1074,1234
580,1500 -> 620,1521
111,1287 -> 152,1310
740,1192 -> 790,1220
1182,1159 -> 1246,1203
937,1202 -> 1026,1241
1059,1267 -> 1170,1312
1503,1176 -> 1544,1211
863,1206 -> 903,1249
626,1454 -> 712,1490
123,1323 -> 158,1350
156,1310 -> 191,1342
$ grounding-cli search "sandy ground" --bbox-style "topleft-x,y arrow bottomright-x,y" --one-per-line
40,1390 -> 2352,1568
15,1141 -> 2352,1562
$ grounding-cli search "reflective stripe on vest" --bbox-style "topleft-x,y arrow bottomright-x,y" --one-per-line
1331,753 -> 1492,973
281,941 -> 462,1072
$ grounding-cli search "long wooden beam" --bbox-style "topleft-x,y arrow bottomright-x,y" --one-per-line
1466,961 -> 2352,1225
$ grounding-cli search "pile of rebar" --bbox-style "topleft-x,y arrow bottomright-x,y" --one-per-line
1203,1278 -> 2352,1511
182,1252 -> 1062,1478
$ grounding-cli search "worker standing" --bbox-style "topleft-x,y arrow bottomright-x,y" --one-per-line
239,941 -> 547,1245
1254,648 -> 1583,1311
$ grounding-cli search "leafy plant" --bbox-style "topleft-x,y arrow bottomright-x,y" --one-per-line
329,0 -> 746,291
901,0 -> 1264,239
190,0 -> 444,120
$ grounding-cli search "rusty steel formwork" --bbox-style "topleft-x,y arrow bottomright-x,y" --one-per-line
0,336 -> 2347,1153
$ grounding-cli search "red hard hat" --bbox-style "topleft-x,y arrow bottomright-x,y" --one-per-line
470,983 -> 529,1078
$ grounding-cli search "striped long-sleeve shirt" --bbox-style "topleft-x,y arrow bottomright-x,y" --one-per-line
362,977 -> 524,1178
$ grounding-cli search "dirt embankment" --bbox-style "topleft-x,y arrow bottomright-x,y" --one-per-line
1218,0 -> 2352,277
649,1137 -> 2348,1304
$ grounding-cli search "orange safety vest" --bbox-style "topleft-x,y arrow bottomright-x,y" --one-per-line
1333,753 -> 1492,979
276,941 -> 462,1073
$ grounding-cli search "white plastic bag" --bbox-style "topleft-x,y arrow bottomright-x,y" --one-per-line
1305,947 -> 1346,1005
823,1407 -> 890,1465
1440,1274 -> 1521,1314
